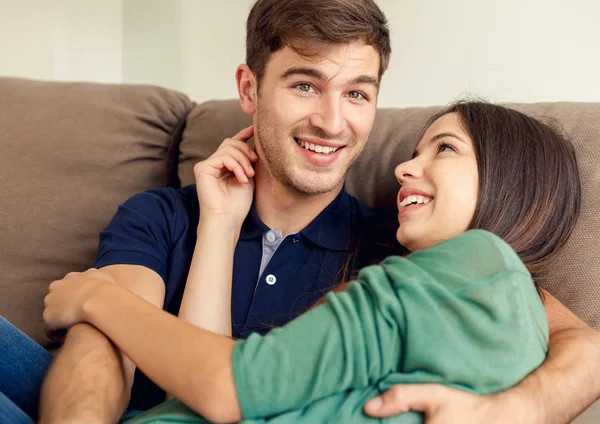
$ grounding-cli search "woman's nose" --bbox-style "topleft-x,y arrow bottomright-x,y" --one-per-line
394,158 -> 422,184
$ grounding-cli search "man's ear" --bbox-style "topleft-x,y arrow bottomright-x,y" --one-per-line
236,64 -> 257,115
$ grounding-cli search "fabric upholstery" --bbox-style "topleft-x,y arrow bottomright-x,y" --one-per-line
574,399 -> 600,423
0,77 -> 194,345
178,99 -> 600,330
178,99 -> 253,186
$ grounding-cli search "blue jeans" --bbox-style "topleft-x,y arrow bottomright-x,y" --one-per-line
0,316 -> 53,423
0,316 -> 143,423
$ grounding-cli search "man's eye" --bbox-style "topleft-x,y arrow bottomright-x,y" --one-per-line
295,83 -> 313,93
348,91 -> 366,100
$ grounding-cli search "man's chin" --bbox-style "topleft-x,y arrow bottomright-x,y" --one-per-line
287,174 -> 344,196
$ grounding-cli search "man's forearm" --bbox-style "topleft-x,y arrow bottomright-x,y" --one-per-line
504,325 -> 600,424
497,290 -> 600,424
39,323 -> 130,424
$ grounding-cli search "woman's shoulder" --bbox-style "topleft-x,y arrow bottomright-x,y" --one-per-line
380,230 -> 531,289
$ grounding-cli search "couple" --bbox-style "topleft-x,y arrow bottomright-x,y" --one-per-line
42,101 -> 582,424
1,0 -> 599,423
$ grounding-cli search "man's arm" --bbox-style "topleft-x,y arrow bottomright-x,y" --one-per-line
39,323 -> 128,424
513,291 -> 600,422
364,290 -> 600,423
39,265 -> 165,424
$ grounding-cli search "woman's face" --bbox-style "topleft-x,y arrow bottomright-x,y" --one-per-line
394,112 -> 479,251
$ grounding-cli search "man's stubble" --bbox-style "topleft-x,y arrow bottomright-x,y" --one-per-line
253,101 -> 361,197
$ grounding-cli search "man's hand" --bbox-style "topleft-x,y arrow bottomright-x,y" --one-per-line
43,268 -> 116,337
363,293 -> 600,424
363,384 -> 533,424
194,125 -> 257,228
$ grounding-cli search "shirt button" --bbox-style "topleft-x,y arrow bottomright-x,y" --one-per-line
265,274 -> 277,285
266,231 -> 276,243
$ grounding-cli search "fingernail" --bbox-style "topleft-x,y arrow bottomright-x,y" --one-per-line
366,397 -> 382,410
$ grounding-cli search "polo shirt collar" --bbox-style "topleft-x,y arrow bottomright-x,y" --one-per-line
238,187 -> 353,251
239,203 -> 269,240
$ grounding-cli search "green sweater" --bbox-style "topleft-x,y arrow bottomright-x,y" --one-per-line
125,230 -> 548,423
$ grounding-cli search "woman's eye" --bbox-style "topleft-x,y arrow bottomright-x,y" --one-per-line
437,142 -> 456,153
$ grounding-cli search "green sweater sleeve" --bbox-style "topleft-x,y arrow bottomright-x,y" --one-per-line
380,230 -> 549,394
232,261 -> 402,419
232,230 -> 549,420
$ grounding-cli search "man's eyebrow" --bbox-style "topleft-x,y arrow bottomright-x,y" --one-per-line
347,75 -> 379,90
411,132 -> 469,158
280,67 -> 379,90
280,67 -> 327,81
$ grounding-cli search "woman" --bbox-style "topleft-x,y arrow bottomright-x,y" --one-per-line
40,101 -> 581,423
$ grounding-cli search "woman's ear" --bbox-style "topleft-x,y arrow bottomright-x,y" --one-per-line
236,64 -> 257,115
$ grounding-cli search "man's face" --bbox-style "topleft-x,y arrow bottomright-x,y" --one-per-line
253,41 -> 380,195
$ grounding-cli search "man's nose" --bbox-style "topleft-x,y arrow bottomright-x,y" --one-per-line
309,96 -> 346,138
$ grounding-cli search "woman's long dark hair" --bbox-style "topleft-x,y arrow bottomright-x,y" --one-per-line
316,101 -> 581,305
435,101 -> 581,287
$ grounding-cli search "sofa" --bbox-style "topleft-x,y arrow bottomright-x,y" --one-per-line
0,76 -> 598,422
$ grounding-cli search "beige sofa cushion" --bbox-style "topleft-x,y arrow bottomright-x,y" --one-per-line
178,99 -> 600,330
0,77 -> 194,346
178,100 -> 253,183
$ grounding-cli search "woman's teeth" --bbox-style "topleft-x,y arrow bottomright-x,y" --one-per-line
295,138 -> 339,154
400,195 -> 432,209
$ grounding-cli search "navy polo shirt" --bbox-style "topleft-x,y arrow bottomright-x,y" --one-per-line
95,184 -> 375,410
96,184 -> 374,336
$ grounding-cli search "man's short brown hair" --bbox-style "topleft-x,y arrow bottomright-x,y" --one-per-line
246,0 -> 391,85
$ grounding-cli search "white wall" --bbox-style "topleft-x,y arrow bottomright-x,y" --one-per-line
121,0 -> 254,99
0,1 -> 57,80
54,0 -> 123,83
178,0 -> 254,102
122,0 -> 183,90
1,0 -> 599,107
377,0 -> 600,107
0,0 -> 123,83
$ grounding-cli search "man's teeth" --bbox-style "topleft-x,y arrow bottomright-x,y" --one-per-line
400,195 -> 432,208
296,138 -> 339,154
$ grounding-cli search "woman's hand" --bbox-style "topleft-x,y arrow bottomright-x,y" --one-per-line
194,125 -> 257,229
43,269 -> 117,340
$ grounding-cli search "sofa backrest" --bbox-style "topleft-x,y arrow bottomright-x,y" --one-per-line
1,77 -> 597,345
179,99 -> 600,330
0,77 -> 194,345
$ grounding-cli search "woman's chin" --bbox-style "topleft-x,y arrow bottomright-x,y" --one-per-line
396,228 -> 418,252
396,229 -> 436,253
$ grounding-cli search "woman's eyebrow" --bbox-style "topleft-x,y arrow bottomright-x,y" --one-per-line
430,132 -> 468,145
411,131 -> 468,158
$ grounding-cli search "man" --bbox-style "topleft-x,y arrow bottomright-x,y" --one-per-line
38,0 -> 390,421
33,0 -> 600,423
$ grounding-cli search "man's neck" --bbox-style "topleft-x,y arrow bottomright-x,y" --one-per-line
253,173 -> 343,236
